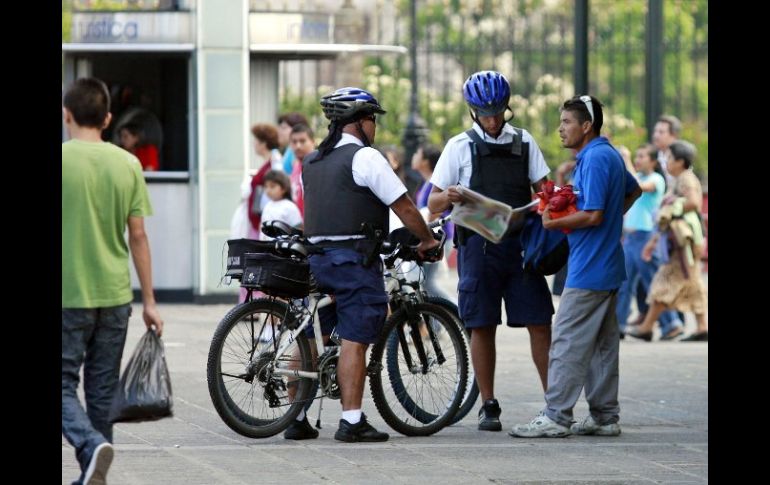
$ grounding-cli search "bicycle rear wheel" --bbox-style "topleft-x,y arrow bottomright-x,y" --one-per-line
369,302 -> 468,436
207,299 -> 313,438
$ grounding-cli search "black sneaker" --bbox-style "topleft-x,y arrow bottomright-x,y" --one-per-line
284,417 -> 319,440
478,398 -> 502,431
334,414 -> 389,442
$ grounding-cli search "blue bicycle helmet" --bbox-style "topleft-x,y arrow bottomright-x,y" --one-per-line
462,71 -> 511,116
320,87 -> 386,122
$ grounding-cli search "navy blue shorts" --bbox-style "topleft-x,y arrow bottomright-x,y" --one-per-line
457,233 -> 554,328
308,248 -> 388,344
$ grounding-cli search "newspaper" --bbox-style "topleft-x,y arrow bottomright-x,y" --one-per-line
449,186 -> 539,243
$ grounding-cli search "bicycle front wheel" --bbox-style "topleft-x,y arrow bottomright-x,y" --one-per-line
423,296 -> 479,424
369,302 -> 468,436
207,299 -> 313,438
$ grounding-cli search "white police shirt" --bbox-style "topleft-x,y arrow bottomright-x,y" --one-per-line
430,122 -> 550,191
303,133 -> 407,243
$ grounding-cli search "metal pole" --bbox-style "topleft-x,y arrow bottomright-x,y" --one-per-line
645,0 -> 664,139
574,0 -> 589,95
402,0 -> 427,194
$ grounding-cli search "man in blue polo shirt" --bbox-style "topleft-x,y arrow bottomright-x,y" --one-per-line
510,95 -> 641,438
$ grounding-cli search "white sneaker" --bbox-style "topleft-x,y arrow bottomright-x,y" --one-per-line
83,442 -> 113,485
509,413 -> 571,438
570,415 -> 621,436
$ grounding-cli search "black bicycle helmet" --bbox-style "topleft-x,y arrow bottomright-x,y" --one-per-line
320,87 -> 386,122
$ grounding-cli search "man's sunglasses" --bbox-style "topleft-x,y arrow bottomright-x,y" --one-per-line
579,95 -> 594,123
362,115 -> 377,123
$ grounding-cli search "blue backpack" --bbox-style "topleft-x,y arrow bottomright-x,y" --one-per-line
519,212 -> 569,275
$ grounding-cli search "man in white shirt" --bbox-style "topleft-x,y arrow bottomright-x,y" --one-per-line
428,71 -> 554,432
299,87 -> 440,442
652,114 -> 682,188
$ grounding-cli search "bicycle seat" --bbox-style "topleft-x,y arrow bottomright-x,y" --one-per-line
262,220 -> 304,239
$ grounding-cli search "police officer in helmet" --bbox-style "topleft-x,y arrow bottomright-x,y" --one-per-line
301,87 -> 440,442
428,71 -> 554,432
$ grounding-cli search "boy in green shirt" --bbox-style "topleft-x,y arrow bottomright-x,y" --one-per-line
62,77 -> 163,485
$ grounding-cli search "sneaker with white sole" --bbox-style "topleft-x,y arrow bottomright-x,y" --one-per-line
570,415 -> 621,436
83,442 -> 113,485
509,413 -> 571,438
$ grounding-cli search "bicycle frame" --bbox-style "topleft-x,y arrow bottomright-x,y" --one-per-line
384,261 -> 449,374
251,215 -> 451,386
265,291 -> 335,381
268,269 -> 437,382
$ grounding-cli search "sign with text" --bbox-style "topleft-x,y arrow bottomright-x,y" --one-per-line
70,12 -> 193,43
249,12 -> 334,44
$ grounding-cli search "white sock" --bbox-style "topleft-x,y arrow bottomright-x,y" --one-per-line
296,409 -> 306,421
341,409 -> 362,424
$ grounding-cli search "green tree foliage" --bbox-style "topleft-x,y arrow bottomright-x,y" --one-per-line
300,0 -> 707,178
282,67 -> 639,170
62,0 -> 72,41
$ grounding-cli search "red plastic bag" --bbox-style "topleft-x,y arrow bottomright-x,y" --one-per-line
535,181 -> 577,234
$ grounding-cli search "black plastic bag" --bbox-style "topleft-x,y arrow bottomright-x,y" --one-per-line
109,329 -> 173,423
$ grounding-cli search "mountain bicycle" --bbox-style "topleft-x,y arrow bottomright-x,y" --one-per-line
207,221 -> 468,438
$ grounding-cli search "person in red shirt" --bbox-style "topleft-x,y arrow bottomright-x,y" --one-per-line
119,123 -> 159,171
288,123 -> 316,217
246,124 -> 283,234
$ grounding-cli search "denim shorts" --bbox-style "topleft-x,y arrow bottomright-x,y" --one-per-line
308,248 -> 388,344
457,233 -> 554,328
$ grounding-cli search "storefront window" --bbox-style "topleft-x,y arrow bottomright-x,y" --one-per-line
62,53 -> 191,172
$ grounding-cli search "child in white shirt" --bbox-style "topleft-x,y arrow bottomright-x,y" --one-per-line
259,170 -> 303,240
254,170 -> 303,342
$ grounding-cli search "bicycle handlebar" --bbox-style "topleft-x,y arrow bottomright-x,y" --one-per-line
428,214 -> 452,229
380,227 -> 446,267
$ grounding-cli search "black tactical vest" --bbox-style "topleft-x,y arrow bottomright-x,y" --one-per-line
302,144 -> 389,238
456,128 -> 532,245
